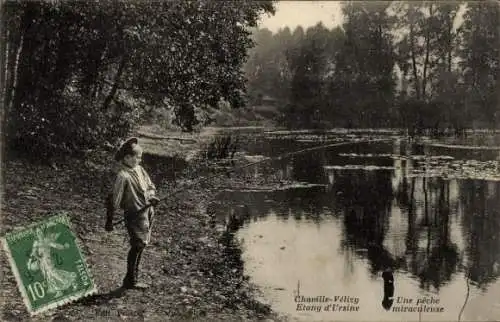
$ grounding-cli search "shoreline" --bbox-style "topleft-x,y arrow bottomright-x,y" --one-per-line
0,130 -> 281,321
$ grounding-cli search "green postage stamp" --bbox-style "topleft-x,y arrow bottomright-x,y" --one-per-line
1,213 -> 96,315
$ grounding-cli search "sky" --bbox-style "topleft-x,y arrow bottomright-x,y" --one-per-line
259,1 -> 344,33
259,1 -> 466,34
257,1 -> 468,87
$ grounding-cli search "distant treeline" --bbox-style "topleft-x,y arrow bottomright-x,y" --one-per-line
244,1 -> 499,131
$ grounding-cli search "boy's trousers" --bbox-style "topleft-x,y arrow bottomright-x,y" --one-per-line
123,207 -> 155,286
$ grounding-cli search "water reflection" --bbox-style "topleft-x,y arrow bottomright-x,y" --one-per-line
292,152 -> 327,184
333,170 -> 396,276
461,180 -> 500,290
215,138 -> 500,321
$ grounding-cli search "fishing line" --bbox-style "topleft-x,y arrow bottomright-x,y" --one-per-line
458,231 -> 474,321
458,269 -> 470,322
113,137 -> 392,225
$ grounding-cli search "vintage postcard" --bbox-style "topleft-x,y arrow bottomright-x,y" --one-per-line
1,0 -> 499,321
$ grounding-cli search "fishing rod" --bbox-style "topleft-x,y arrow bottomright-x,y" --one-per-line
112,137 -> 393,225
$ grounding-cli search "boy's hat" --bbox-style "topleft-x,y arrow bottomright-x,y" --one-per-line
114,137 -> 139,161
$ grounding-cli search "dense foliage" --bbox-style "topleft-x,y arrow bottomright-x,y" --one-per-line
2,0 -> 275,159
245,1 -> 499,131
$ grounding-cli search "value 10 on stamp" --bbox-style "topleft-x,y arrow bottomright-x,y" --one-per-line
1,213 -> 96,315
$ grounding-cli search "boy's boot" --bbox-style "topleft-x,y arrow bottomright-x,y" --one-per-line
122,245 -> 148,290
122,247 -> 138,289
133,248 -> 149,289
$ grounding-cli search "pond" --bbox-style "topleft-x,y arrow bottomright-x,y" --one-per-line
214,129 -> 500,321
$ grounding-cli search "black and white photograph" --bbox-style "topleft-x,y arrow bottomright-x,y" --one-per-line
1,0 -> 499,321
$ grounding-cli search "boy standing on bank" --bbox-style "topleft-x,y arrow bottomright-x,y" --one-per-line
105,137 -> 160,290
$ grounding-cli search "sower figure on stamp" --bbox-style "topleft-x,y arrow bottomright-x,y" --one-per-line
105,137 -> 160,290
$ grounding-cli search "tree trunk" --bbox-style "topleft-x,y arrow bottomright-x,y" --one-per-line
443,5 -> 456,74
409,27 -> 420,100
497,56 -> 500,116
48,20 -> 74,97
91,44 -> 109,102
447,19 -> 453,73
422,4 -> 434,100
2,28 -> 9,104
401,68 -> 409,98
1,13 -> 6,136
102,54 -> 127,111
7,32 -> 24,113
11,2 -> 39,115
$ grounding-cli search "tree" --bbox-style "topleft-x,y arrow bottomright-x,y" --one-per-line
244,27 -> 292,104
331,1 -> 396,127
285,23 -> 336,128
459,0 -> 499,126
245,1 -> 498,131
3,0 -> 275,159
391,1 -> 468,131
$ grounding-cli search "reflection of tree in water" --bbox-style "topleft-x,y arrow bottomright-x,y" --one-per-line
272,151 -> 339,222
335,169 -> 397,275
415,178 -> 459,291
291,152 -> 327,184
212,190 -> 279,229
394,159 -> 411,209
215,144 -> 343,226
395,175 -> 460,291
333,141 -> 498,292
213,185 -> 336,227
217,137 -> 500,296
461,180 -> 500,290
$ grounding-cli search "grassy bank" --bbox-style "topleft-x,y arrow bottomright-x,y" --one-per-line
0,129 -> 281,321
